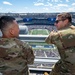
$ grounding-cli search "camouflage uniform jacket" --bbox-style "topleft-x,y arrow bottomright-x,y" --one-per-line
0,38 -> 35,75
45,24 -> 75,75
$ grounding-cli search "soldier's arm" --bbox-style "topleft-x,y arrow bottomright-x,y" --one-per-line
45,31 -> 59,44
22,42 -> 35,64
15,39 -> 35,64
45,35 -> 52,44
26,45 -> 35,64
45,31 -> 55,44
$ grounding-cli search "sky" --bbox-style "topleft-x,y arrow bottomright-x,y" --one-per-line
0,0 -> 75,13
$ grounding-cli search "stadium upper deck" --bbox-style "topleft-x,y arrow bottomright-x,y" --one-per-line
0,12 -> 75,25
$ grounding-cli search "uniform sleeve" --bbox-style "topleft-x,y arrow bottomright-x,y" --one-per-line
22,42 -> 35,64
45,31 -> 55,44
26,45 -> 35,64
45,34 -> 52,44
45,31 -> 60,44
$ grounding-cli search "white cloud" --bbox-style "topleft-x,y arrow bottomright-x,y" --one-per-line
57,4 -> 68,7
43,7 -> 49,10
72,3 -> 75,6
52,6 -> 60,10
68,8 -> 75,11
51,0 -> 63,2
37,0 -> 44,2
66,0 -> 69,2
3,1 -> 12,5
34,1 -> 52,6
52,0 -> 59,2
34,2 -> 44,6
45,2 -> 52,6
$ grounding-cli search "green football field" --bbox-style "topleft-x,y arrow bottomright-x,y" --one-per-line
29,29 -> 50,35
28,29 -> 55,49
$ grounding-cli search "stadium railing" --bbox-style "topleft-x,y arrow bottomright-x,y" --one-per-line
19,34 -> 60,73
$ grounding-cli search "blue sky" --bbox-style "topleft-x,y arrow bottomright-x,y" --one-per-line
0,0 -> 75,13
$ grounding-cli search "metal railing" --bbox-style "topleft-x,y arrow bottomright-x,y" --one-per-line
19,35 -> 60,73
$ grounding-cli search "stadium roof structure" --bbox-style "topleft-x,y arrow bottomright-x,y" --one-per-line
23,18 -> 56,25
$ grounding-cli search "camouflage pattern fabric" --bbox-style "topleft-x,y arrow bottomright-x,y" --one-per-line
45,24 -> 75,75
0,38 -> 35,75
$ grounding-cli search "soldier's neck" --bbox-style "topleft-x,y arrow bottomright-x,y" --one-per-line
2,35 -> 12,38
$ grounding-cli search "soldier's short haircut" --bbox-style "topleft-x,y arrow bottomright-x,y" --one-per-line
57,12 -> 72,22
0,16 -> 15,31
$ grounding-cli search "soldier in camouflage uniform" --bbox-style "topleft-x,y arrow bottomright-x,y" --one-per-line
45,12 -> 75,75
0,16 -> 35,75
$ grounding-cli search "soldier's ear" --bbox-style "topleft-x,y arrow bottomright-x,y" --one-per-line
63,19 -> 68,26
9,28 -> 14,36
64,19 -> 68,23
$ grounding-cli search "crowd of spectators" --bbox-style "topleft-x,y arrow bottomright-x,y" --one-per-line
27,25 -> 57,32
34,48 -> 59,58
